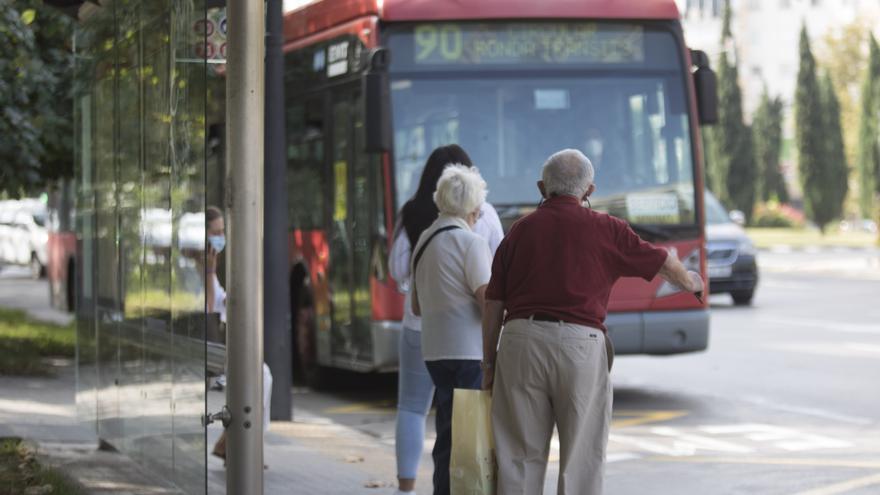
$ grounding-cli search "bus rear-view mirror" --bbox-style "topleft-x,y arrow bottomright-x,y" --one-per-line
363,48 -> 392,153
690,49 -> 718,125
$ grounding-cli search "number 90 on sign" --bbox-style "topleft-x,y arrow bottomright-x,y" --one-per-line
415,25 -> 463,62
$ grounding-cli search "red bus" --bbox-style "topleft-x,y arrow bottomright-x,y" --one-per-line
283,0 -> 717,384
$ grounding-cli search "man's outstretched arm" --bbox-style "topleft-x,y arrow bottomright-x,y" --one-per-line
658,252 -> 704,294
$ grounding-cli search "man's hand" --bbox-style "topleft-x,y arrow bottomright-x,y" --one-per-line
659,253 -> 704,297
686,270 -> 704,293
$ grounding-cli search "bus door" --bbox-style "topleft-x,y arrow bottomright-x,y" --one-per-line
328,85 -> 373,366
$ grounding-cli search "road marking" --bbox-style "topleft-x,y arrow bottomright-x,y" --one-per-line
697,424 -> 851,451
759,317 -> 879,335
649,427 -> 754,454
648,456 -> 880,470
791,472 -> 880,495
325,400 -> 395,414
609,423 -> 856,457
740,396 -> 874,426
844,342 -> 880,354
607,452 -> 641,463
612,410 -> 688,428
609,434 -> 686,456
768,342 -> 880,360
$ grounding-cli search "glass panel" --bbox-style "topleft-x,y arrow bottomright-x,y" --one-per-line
93,0 -> 122,448
74,17 -> 98,435
116,0 -> 144,458
169,0 -> 208,490
140,6 -> 175,481
74,1 -> 207,492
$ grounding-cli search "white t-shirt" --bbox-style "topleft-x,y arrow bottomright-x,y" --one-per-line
389,202 -> 503,331
411,215 -> 492,361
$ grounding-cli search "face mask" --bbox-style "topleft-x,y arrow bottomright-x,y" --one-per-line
208,235 -> 226,254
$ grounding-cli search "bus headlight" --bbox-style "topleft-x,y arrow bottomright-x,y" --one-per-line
655,248 -> 701,298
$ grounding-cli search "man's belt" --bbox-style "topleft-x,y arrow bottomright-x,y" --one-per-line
530,313 -> 564,323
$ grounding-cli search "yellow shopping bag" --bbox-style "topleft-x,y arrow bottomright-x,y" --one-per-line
450,389 -> 497,495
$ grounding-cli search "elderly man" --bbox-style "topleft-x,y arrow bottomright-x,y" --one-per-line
482,149 -> 703,495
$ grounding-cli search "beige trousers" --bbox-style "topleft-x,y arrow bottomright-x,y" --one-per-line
492,318 -> 613,495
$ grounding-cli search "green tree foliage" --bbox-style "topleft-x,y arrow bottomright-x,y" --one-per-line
0,0 -> 74,197
820,72 -> 849,223
856,34 -> 880,218
752,89 -> 788,203
704,0 -> 756,220
796,26 -> 848,233
817,20 -> 868,176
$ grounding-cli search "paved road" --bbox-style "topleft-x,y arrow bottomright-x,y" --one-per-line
287,257 -> 880,494
4,253 -> 879,494
0,265 -> 73,325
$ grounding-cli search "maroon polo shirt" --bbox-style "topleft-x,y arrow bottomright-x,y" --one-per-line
486,195 -> 668,332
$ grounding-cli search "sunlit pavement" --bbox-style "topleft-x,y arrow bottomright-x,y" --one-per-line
4,254 -> 880,494
284,254 -> 880,495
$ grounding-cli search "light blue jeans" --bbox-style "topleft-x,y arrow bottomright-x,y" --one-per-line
396,326 -> 435,479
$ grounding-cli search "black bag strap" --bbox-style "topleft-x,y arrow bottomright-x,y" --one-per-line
412,225 -> 460,276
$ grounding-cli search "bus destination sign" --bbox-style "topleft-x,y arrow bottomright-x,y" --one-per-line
412,23 -> 645,66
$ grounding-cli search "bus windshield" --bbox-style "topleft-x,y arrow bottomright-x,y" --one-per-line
388,22 -> 697,227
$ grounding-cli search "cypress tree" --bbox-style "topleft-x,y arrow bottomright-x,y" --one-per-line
856,34 -> 880,219
820,72 -> 850,225
796,26 -> 842,233
752,90 -> 788,203
706,0 -> 756,220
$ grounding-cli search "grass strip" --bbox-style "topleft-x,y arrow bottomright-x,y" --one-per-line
0,437 -> 84,495
0,308 -> 75,376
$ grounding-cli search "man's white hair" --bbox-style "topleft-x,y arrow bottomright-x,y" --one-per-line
433,164 -> 488,218
542,149 -> 595,198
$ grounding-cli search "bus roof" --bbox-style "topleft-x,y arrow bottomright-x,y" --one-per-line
284,0 -> 681,43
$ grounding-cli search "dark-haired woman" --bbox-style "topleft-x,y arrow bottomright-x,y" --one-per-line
388,145 -> 503,495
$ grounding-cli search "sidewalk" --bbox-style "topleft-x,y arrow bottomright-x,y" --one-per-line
0,271 -> 421,494
0,363 -> 426,495
207,388 -> 430,494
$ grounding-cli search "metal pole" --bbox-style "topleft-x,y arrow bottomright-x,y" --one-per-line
226,0 -> 264,492
264,0 -> 292,420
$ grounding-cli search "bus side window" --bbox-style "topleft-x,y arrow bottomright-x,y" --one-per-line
287,96 -> 326,231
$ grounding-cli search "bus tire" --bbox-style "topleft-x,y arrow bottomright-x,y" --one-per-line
731,289 -> 754,306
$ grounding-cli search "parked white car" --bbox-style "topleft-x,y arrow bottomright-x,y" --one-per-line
0,199 -> 49,278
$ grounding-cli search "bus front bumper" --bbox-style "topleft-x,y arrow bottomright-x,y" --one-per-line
607,309 -> 709,356
373,309 -> 709,371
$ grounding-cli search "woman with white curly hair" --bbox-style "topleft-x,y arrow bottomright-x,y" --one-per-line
410,164 -> 492,495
